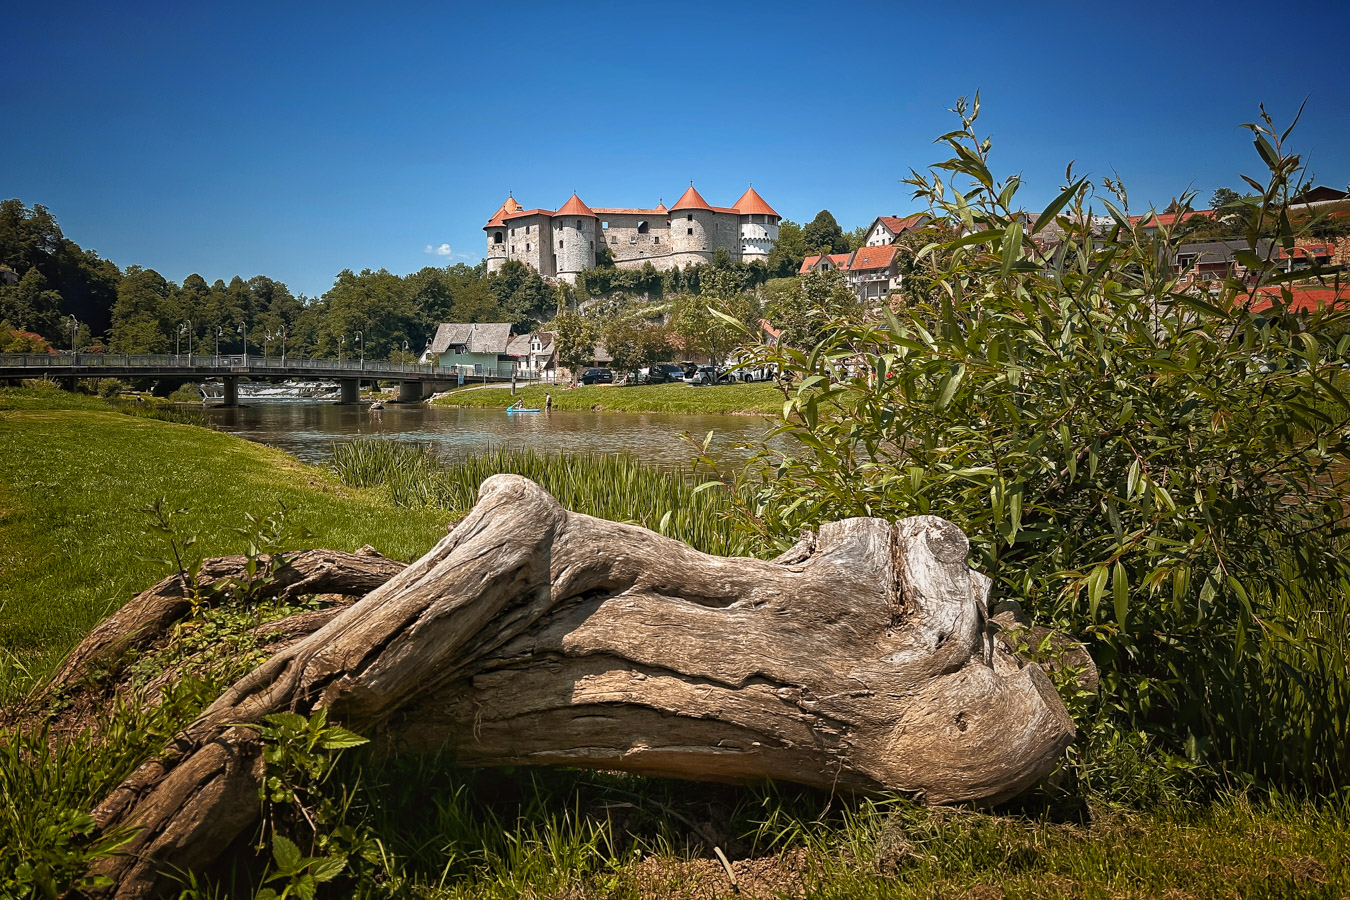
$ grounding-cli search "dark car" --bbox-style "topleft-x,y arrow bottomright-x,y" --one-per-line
580,367 -> 613,385
647,363 -> 685,384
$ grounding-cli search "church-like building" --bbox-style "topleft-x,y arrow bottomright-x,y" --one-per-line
485,185 -> 780,283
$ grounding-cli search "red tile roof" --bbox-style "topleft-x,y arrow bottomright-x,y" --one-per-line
671,185 -> 713,212
733,187 -> 779,218
1130,209 -> 1212,228
501,208 -> 554,221
1247,285 -> 1350,314
798,253 -> 853,275
485,196 -> 524,227
592,207 -> 666,216
849,244 -> 899,270
878,215 -> 926,234
556,193 -> 596,218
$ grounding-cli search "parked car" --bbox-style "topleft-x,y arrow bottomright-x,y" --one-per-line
647,363 -> 685,384
685,365 -> 729,386
580,367 -> 613,385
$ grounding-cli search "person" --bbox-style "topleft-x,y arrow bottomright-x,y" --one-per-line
545,392 -> 553,412
509,398 -> 524,411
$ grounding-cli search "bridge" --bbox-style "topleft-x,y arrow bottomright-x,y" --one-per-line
0,353 -> 523,405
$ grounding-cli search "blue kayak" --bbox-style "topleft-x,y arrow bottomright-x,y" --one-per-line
506,407 -> 541,413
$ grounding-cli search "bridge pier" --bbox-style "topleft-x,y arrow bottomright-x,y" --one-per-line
396,381 -> 424,403
339,379 -> 360,404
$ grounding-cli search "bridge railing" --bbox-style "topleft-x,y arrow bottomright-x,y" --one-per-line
0,353 -> 542,382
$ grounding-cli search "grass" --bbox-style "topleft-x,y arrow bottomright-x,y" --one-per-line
328,439 -> 761,558
0,386 -> 448,701
431,381 -> 786,415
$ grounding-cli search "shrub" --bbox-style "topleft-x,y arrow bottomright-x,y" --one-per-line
737,100 -> 1350,790
97,378 -> 129,399
168,382 -> 202,404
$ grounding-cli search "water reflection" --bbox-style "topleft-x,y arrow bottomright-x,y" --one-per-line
202,402 -> 775,469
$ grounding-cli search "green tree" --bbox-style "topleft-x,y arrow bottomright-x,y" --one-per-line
766,220 -> 807,278
551,309 -> 593,381
760,268 -> 859,350
109,267 -> 174,352
0,268 -> 62,338
802,210 -> 848,255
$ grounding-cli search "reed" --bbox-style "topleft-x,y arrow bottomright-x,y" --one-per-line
328,439 -> 763,558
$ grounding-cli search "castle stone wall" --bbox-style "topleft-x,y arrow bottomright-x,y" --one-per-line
600,212 -> 671,266
555,216 -> 596,278
506,215 -> 555,277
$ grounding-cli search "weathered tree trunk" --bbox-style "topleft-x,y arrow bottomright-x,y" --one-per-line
81,475 -> 1079,898
37,548 -> 405,709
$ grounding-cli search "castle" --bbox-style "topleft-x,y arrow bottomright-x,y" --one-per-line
484,185 -> 780,283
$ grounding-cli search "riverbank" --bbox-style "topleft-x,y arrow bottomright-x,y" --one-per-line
431,381 -> 786,415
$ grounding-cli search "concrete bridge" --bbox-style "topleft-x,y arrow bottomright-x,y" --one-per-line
0,353 -> 522,405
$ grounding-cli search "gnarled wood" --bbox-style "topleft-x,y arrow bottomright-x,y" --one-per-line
79,475 -> 1081,898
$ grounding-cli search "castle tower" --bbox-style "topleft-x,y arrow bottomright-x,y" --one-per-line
554,193 -> 598,284
733,185 -> 780,264
483,195 -> 522,274
669,184 -> 716,268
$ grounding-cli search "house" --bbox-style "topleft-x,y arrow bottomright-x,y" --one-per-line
1292,186 -> 1350,207
844,245 -> 902,303
1130,209 -> 1213,237
798,246 -> 903,304
1169,239 -> 1273,289
862,215 -> 930,247
423,323 -> 516,377
506,331 -> 558,380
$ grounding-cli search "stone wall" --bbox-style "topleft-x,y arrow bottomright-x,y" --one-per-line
556,216 -> 596,278
506,215 -> 555,277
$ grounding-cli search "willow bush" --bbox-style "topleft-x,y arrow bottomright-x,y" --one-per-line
734,101 -> 1350,790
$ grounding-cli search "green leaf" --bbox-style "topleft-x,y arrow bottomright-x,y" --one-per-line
319,727 -> 369,751
309,855 -> 347,882
1113,561 -> 1129,629
1034,178 -> 1085,233
272,833 -> 302,875
1088,565 -> 1108,620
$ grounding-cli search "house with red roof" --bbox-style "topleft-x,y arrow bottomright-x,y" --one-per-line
862,214 -> 930,246
484,184 -> 781,283
799,245 -> 905,304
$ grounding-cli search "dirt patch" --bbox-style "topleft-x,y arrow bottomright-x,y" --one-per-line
628,848 -> 809,900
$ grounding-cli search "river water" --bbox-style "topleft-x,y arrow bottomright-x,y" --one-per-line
202,402 -> 777,470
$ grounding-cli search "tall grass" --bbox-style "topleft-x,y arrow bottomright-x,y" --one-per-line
329,439 -> 764,558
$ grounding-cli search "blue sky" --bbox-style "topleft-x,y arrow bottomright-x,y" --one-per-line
4,0 -> 1348,298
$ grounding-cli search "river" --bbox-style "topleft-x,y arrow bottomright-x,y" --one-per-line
201,401 -> 777,470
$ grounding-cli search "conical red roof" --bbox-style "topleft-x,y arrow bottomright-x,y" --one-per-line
485,196 -> 523,227
670,185 -> 713,212
556,193 -> 596,218
732,186 -> 778,218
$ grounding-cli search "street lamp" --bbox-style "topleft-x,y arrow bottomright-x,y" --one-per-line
279,328 -> 287,366
264,330 -> 273,366
238,321 -> 248,365
181,321 -> 193,366
68,315 -> 79,362
402,339 -> 409,373
339,335 -> 345,364
356,330 -> 364,370
215,326 -> 223,366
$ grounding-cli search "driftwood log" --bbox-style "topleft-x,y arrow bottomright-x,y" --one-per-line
77,474 -> 1080,898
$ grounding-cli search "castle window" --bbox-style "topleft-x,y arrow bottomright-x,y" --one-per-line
526,243 -> 530,252
687,228 -> 693,235
589,241 -> 593,250
559,240 -> 564,249
494,231 -> 503,244
637,220 -> 649,234
686,214 -> 693,221
610,237 -> 617,244
654,237 -> 660,244
602,221 -> 608,229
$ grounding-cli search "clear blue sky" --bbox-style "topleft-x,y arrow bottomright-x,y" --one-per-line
4,0 -> 1347,298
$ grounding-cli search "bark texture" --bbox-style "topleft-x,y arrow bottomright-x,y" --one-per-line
81,475 -> 1080,898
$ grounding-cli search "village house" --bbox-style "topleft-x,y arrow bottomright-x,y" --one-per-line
506,331 -> 559,380
797,214 -> 928,303
422,323 -> 516,377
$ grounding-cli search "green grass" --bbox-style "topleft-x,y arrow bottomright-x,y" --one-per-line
0,388 -> 448,700
328,440 -> 761,558
432,381 -> 786,415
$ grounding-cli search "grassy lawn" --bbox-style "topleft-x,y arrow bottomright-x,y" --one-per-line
0,387 -> 447,699
432,381 -> 786,415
